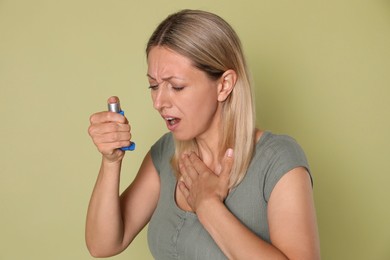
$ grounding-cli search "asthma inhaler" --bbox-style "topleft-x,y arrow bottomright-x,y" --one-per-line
108,102 -> 136,151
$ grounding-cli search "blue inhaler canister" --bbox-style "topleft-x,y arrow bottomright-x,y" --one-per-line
108,102 -> 136,151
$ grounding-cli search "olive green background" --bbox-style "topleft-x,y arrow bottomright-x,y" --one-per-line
1,0 -> 389,259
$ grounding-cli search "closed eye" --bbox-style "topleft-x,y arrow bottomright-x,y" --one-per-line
172,86 -> 184,91
148,85 -> 158,90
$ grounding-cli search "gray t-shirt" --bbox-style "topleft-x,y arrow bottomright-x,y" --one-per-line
148,131 -> 311,260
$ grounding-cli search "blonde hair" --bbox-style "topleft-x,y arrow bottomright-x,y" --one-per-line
146,10 -> 256,188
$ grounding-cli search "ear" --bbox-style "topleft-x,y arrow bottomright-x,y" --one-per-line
217,69 -> 237,102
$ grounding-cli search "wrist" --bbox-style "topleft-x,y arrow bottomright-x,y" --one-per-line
101,156 -> 123,173
102,157 -> 122,165
102,152 -> 124,165
196,197 -> 226,224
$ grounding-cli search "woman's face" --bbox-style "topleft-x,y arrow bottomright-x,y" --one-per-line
147,46 -> 221,141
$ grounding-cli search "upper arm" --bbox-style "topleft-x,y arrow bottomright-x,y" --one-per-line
268,167 -> 321,260
119,151 -> 160,247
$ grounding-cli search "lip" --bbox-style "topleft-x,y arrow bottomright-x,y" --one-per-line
161,115 -> 180,131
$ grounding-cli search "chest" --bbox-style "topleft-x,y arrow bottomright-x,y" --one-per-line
175,181 -> 194,212
147,165 -> 271,260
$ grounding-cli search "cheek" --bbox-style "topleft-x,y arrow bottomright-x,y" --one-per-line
184,95 -> 219,120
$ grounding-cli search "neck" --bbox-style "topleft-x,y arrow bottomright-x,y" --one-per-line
195,132 -> 222,173
193,104 -> 224,172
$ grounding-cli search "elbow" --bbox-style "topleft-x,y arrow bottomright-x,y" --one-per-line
87,246 -> 119,258
86,244 -> 109,258
286,249 -> 321,260
88,249 -> 104,258
86,240 -> 123,258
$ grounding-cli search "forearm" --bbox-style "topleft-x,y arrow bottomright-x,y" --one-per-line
85,158 -> 125,257
197,199 -> 287,260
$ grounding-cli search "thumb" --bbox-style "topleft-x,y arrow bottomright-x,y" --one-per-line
220,148 -> 234,179
107,96 -> 120,104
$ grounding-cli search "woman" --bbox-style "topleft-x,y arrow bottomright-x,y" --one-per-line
86,9 -> 320,259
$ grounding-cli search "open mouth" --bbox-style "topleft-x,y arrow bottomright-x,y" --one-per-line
164,117 -> 180,126
166,117 -> 180,126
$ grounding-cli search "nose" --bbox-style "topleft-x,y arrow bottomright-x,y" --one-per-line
152,85 -> 171,111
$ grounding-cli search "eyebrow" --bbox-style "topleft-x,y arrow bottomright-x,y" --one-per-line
146,74 -> 185,81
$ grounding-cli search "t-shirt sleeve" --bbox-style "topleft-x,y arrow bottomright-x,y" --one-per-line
262,135 -> 312,202
150,132 -> 174,175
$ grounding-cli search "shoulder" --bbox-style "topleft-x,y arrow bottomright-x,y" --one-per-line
253,132 -> 311,201
255,132 -> 308,167
258,132 -> 303,152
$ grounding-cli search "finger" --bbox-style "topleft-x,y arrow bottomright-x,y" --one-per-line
90,111 -> 127,124
178,181 -> 190,198
188,152 -> 211,175
220,148 -> 234,179
89,122 -> 130,136
179,163 -> 193,188
181,154 -> 199,180
107,96 -> 120,104
98,142 -> 127,155
93,131 -> 132,145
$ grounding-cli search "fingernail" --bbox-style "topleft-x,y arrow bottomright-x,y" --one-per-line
226,148 -> 233,158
